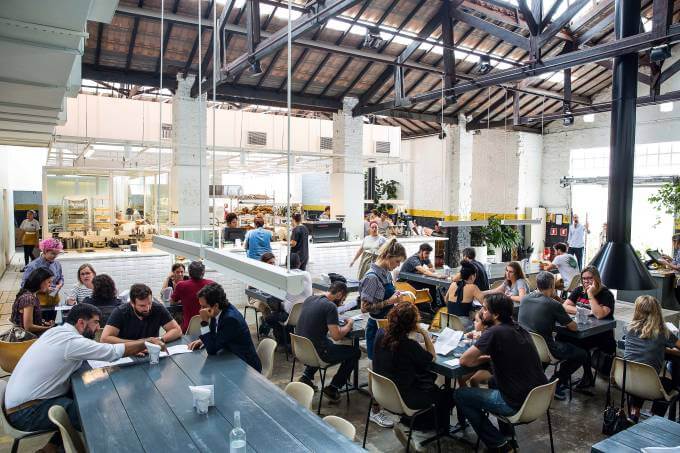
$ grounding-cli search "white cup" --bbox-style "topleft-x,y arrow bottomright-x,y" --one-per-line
145,341 -> 161,365
235,238 -> 242,248
196,396 -> 209,415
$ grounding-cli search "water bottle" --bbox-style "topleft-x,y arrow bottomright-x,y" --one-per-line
229,411 -> 246,453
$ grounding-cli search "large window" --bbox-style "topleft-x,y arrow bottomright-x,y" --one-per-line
569,141 -> 680,177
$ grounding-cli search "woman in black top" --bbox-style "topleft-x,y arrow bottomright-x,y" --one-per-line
162,263 -> 189,290
445,262 -> 485,329
82,274 -> 122,324
559,265 -> 616,387
373,302 -> 453,432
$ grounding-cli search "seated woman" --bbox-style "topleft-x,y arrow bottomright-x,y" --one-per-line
624,295 -> 680,421
82,274 -> 122,325
162,263 -> 189,291
66,263 -> 95,305
560,265 -> 616,387
373,302 -> 453,438
487,261 -> 529,304
11,267 -> 55,335
445,262 -> 484,329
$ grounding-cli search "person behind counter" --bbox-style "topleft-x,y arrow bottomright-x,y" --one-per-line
350,222 -> 386,279
11,267 -> 55,335
660,233 -> 680,304
226,212 -> 238,228
21,239 -> 65,313
290,213 -> 310,271
319,206 -> 331,220
244,216 -> 273,261
19,210 -> 40,271
66,264 -> 96,305
162,263 -> 189,291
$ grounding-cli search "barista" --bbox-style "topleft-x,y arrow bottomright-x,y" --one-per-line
19,210 -> 40,272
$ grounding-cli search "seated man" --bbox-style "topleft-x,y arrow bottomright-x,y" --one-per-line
101,283 -> 182,344
457,294 -> 548,452
188,283 -> 262,372
542,242 -> 579,291
400,243 -> 444,309
5,304 -> 162,453
518,271 -> 588,400
295,282 -> 360,402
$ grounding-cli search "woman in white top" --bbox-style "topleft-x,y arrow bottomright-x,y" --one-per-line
66,263 -> 96,305
487,261 -> 529,303
350,222 -> 387,279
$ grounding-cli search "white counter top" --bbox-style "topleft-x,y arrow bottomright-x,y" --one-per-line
57,248 -> 169,261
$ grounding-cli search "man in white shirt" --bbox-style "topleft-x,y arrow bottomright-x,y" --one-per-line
543,243 -> 580,290
5,304 -> 163,453
567,213 -> 590,269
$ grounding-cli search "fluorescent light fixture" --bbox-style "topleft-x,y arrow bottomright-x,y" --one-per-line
501,219 -> 542,225
439,220 -> 489,227
660,102 -> 674,112
583,114 -> 595,123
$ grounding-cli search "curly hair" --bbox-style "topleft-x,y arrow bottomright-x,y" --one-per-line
197,283 -> 229,310
92,274 -> 117,301
380,302 -> 419,352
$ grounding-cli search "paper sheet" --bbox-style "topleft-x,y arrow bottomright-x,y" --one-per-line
434,328 -> 463,356
87,357 -> 134,369
444,358 -> 460,367
666,322 -> 679,336
337,299 -> 358,314
160,344 -> 193,357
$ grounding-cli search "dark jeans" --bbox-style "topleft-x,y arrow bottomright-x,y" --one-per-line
366,318 -> 378,360
23,245 -> 34,266
568,247 -> 584,270
8,395 -> 81,447
629,377 -> 676,420
402,385 -> 454,431
557,331 -> 616,381
303,340 -> 361,389
551,340 -> 589,384
455,387 -> 517,448
265,310 -> 289,345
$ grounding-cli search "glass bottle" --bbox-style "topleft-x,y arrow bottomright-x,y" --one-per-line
229,411 -> 246,453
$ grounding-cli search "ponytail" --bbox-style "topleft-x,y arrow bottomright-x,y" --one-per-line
376,238 -> 406,261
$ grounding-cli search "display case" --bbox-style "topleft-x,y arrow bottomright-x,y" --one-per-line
63,196 -> 90,231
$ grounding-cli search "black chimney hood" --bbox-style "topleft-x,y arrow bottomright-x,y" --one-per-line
588,0 -> 655,291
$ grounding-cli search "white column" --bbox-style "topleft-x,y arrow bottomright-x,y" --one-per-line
170,74 -> 208,228
443,115 -> 474,220
330,97 -> 364,240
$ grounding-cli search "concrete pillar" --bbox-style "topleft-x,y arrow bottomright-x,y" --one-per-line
516,132 -> 543,216
330,97 -> 364,240
170,74 -> 208,228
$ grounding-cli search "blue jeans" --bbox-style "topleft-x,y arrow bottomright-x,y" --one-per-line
455,387 -> 517,448
8,396 -> 80,446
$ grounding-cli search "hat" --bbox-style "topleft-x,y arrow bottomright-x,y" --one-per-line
39,238 -> 63,252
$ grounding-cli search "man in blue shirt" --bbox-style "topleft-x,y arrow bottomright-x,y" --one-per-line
244,217 -> 273,260
187,283 -> 261,372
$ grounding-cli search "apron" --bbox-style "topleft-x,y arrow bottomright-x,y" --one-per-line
22,231 -> 38,246
357,251 -> 378,280
365,271 -> 396,360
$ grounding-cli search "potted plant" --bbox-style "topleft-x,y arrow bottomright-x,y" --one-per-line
476,216 -> 523,263
649,179 -> 680,230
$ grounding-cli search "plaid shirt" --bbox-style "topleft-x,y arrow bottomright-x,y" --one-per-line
359,263 -> 392,315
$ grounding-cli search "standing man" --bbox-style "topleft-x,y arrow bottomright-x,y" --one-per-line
19,210 -> 40,272
567,213 -> 589,269
290,213 -> 310,270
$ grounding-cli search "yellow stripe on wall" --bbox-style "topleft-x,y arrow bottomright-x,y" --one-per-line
407,209 -> 523,220
14,204 -> 41,210
302,204 -> 327,211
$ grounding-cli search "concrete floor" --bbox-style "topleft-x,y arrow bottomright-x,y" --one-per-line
0,252 -> 624,452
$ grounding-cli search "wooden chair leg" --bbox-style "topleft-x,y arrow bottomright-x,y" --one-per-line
362,397 -> 373,448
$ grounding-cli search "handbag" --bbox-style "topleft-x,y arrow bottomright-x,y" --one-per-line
602,359 -> 632,435
0,326 -> 37,343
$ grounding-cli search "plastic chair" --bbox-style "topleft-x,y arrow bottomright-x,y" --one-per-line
475,380 -> 558,453
323,415 -> 356,441
186,315 -> 203,336
529,332 -> 572,401
257,338 -> 277,379
611,357 -> 680,419
526,274 -> 538,291
48,405 -> 86,453
0,380 -> 56,453
376,319 -> 389,330
285,382 -> 314,410
281,303 -> 304,361
243,297 -> 263,341
396,282 -> 432,305
289,333 -> 350,414
562,275 -> 581,298
362,369 -> 441,453
441,312 -> 465,331
0,339 -> 37,373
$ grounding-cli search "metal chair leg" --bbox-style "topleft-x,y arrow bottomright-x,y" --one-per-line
290,357 -> 296,382
406,413 -> 415,453
10,439 -> 19,453
254,311 -> 260,341
474,436 -> 480,452
318,368 -> 326,415
362,397 -> 373,448
432,404 -> 441,453
284,329 -> 289,361
547,409 -> 555,453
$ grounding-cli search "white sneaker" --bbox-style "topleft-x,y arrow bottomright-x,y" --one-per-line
370,409 -> 395,428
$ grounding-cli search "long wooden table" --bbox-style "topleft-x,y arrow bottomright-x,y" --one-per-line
592,416 -> 680,452
72,339 -> 362,453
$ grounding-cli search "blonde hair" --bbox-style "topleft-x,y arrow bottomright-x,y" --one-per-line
376,238 -> 406,261
628,295 -> 668,340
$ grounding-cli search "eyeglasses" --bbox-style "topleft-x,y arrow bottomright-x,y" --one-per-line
582,276 -> 594,281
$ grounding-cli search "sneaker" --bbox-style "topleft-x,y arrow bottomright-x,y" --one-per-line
322,386 -> 341,404
370,409 -> 395,428
298,375 -> 318,392
554,384 -> 567,401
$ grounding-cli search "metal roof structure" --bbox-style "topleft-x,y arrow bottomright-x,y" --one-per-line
80,0 -> 680,138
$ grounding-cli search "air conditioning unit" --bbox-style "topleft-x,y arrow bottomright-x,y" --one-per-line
320,136 -> 333,150
247,131 -> 267,146
375,140 -> 391,154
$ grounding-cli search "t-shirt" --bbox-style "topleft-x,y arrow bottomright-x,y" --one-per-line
469,259 -> 490,291
475,322 -> 548,409
68,284 -> 93,304
291,225 -> 309,266
552,253 -> 579,288
372,330 -> 434,396
245,227 -> 273,260
625,329 -> 678,373
19,219 -> 40,232
502,278 -> 529,298
283,271 -> 312,314
11,292 -> 42,328
361,235 -> 386,255
568,222 -> 587,248
106,302 -> 173,340
295,295 -> 339,351
568,286 -> 615,320
172,278 -> 214,332
401,254 -> 431,274
518,291 -> 573,353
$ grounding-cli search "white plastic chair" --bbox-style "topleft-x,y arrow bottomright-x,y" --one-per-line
529,332 -> 572,401
281,303 -> 304,361
186,315 -> 203,337
323,415 -> 356,441
441,312 -> 465,331
48,405 -> 86,453
285,382 -> 314,410
257,338 -> 277,379
362,369 -> 441,453
160,287 -> 173,302
0,380 -> 56,453
612,357 -> 680,416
